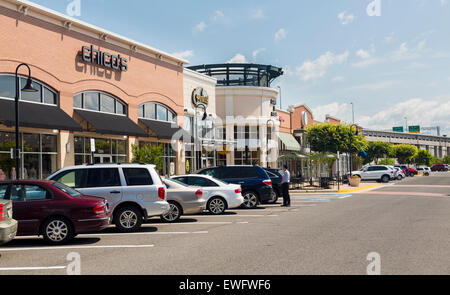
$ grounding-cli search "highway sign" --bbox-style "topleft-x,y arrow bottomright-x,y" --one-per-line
393,126 -> 404,132
408,126 -> 420,133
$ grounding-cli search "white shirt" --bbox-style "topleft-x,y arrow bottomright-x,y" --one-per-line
281,170 -> 290,183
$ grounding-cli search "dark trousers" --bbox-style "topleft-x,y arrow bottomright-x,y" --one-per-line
281,182 -> 290,206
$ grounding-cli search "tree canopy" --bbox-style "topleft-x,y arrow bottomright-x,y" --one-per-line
365,141 -> 394,164
414,149 -> 433,166
392,144 -> 418,164
306,123 -> 368,154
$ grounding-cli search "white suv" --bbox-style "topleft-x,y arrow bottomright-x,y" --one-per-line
351,165 -> 394,183
47,163 -> 170,232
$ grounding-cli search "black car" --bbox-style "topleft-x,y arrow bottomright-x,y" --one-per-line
197,166 -> 273,209
263,168 -> 283,204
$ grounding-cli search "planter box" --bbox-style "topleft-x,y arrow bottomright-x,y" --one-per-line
349,177 -> 361,187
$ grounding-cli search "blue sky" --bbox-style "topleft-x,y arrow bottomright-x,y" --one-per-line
32,0 -> 450,135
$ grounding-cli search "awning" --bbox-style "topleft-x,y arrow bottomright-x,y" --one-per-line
280,152 -> 307,159
139,118 -> 189,140
74,109 -> 148,137
0,99 -> 82,131
278,132 -> 301,151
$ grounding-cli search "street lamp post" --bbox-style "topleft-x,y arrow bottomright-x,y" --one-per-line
14,63 -> 38,180
266,119 -> 274,168
350,102 -> 355,124
349,124 -> 359,177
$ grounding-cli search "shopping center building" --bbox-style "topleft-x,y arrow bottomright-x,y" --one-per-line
0,0 -> 188,179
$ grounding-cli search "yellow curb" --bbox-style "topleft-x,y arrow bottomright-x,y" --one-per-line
338,184 -> 383,193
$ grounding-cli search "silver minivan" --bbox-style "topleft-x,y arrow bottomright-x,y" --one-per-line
47,164 -> 170,232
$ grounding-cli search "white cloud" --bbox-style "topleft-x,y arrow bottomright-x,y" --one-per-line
440,0 -> 448,6
356,49 -> 371,59
251,8 -> 264,19
312,102 -> 353,123
357,97 -> 450,134
212,10 -> 225,21
274,28 -> 287,42
171,50 -> 194,59
252,48 -> 266,60
227,53 -> 248,63
296,51 -> 349,82
384,32 -> 395,43
332,76 -> 345,82
338,11 -> 354,25
194,21 -> 207,32
348,80 -> 399,91
391,40 -> 426,61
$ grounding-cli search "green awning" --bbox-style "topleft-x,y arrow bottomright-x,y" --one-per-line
278,132 -> 301,151
280,152 -> 307,159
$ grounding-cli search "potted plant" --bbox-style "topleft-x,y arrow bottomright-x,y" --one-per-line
348,175 -> 361,187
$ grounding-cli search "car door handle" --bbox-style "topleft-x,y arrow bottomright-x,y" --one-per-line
110,190 -> 121,194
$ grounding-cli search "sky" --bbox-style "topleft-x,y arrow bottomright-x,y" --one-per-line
30,0 -> 450,135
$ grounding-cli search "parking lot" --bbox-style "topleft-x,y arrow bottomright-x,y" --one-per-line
1,172 -> 449,275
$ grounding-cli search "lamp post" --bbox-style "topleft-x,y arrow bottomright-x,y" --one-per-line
266,119 -> 274,168
14,63 -> 38,180
349,124 -> 359,177
350,102 -> 355,124
194,105 -> 208,172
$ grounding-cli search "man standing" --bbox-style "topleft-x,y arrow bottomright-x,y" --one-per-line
281,165 -> 291,207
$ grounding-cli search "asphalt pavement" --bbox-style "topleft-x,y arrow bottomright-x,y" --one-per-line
0,172 -> 449,275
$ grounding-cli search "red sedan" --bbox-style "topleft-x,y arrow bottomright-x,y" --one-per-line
0,180 -> 110,245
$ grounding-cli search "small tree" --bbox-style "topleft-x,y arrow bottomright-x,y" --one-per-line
378,158 -> 395,165
393,144 -> 418,165
414,149 -> 433,166
442,155 -> 450,165
131,144 -> 164,173
367,141 -> 393,164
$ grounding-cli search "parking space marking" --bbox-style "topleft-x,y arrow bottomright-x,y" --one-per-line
338,195 -> 353,199
0,244 -> 155,252
76,231 -> 209,237
0,266 -> 66,271
188,214 -> 279,218
146,221 -> 235,226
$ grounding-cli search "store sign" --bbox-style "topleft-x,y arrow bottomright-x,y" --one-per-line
192,87 -> 209,107
302,111 -> 309,126
81,45 -> 128,72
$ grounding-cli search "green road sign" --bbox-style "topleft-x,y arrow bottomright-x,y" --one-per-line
393,126 -> 404,132
408,125 -> 420,133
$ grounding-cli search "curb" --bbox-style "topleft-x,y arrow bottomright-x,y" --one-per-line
337,184 -> 383,193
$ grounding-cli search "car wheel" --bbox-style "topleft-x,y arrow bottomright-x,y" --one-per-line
114,206 -> 143,232
241,191 -> 258,209
396,175 -> 403,180
409,173 -> 415,177
381,175 -> 390,183
161,202 -> 182,222
207,197 -> 226,215
42,217 -> 74,245
266,190 -> 279,204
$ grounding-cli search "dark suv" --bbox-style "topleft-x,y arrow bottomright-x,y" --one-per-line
263,168 -> 282,204
197,166 -> 273,209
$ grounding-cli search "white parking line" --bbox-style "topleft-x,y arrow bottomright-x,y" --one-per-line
338,195 -> 352,199
76,231 -> 209,237
0,245 -> 155,252
0,266 -> 66,271
188,214 -> 279,218
146,221 -> 234,226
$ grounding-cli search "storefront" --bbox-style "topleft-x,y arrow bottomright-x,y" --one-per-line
0,0 -> 187,177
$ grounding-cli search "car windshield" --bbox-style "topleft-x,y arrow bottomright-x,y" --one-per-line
52,182 -> 81,197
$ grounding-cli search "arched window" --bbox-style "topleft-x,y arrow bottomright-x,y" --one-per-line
73,91 -> 127,115
138,102 -> 176,122
0,74 -> 58,105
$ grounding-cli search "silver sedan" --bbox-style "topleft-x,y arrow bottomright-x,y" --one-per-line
0,199 -> 17,245
160,178 -> 207,222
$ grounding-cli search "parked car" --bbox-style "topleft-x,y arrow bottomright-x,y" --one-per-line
160,178 -> 206,222
417,167 -> 431,176
263,168 -> 282,204
0,198 -> 17,245
406,167 -> 418,177
392,167 -> 405,180
196,166 -> 272,209
387,166 -> 399,180
47,163 -> 170,232
171,174 -> 244,214
0,180 -> 109,244
431,164 -> 449,172
351,165 -> 394,183
394,165 -> 408,175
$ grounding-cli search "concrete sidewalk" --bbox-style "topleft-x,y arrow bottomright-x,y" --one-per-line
290,182 -> 382,194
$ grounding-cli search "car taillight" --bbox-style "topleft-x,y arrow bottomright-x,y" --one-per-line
0,204 -> 4,221
263,180 -> 272,186
158,187 -> 165,200
235,188 -> 242,194
93,204 -> 105,215
195,189 -> 203,198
